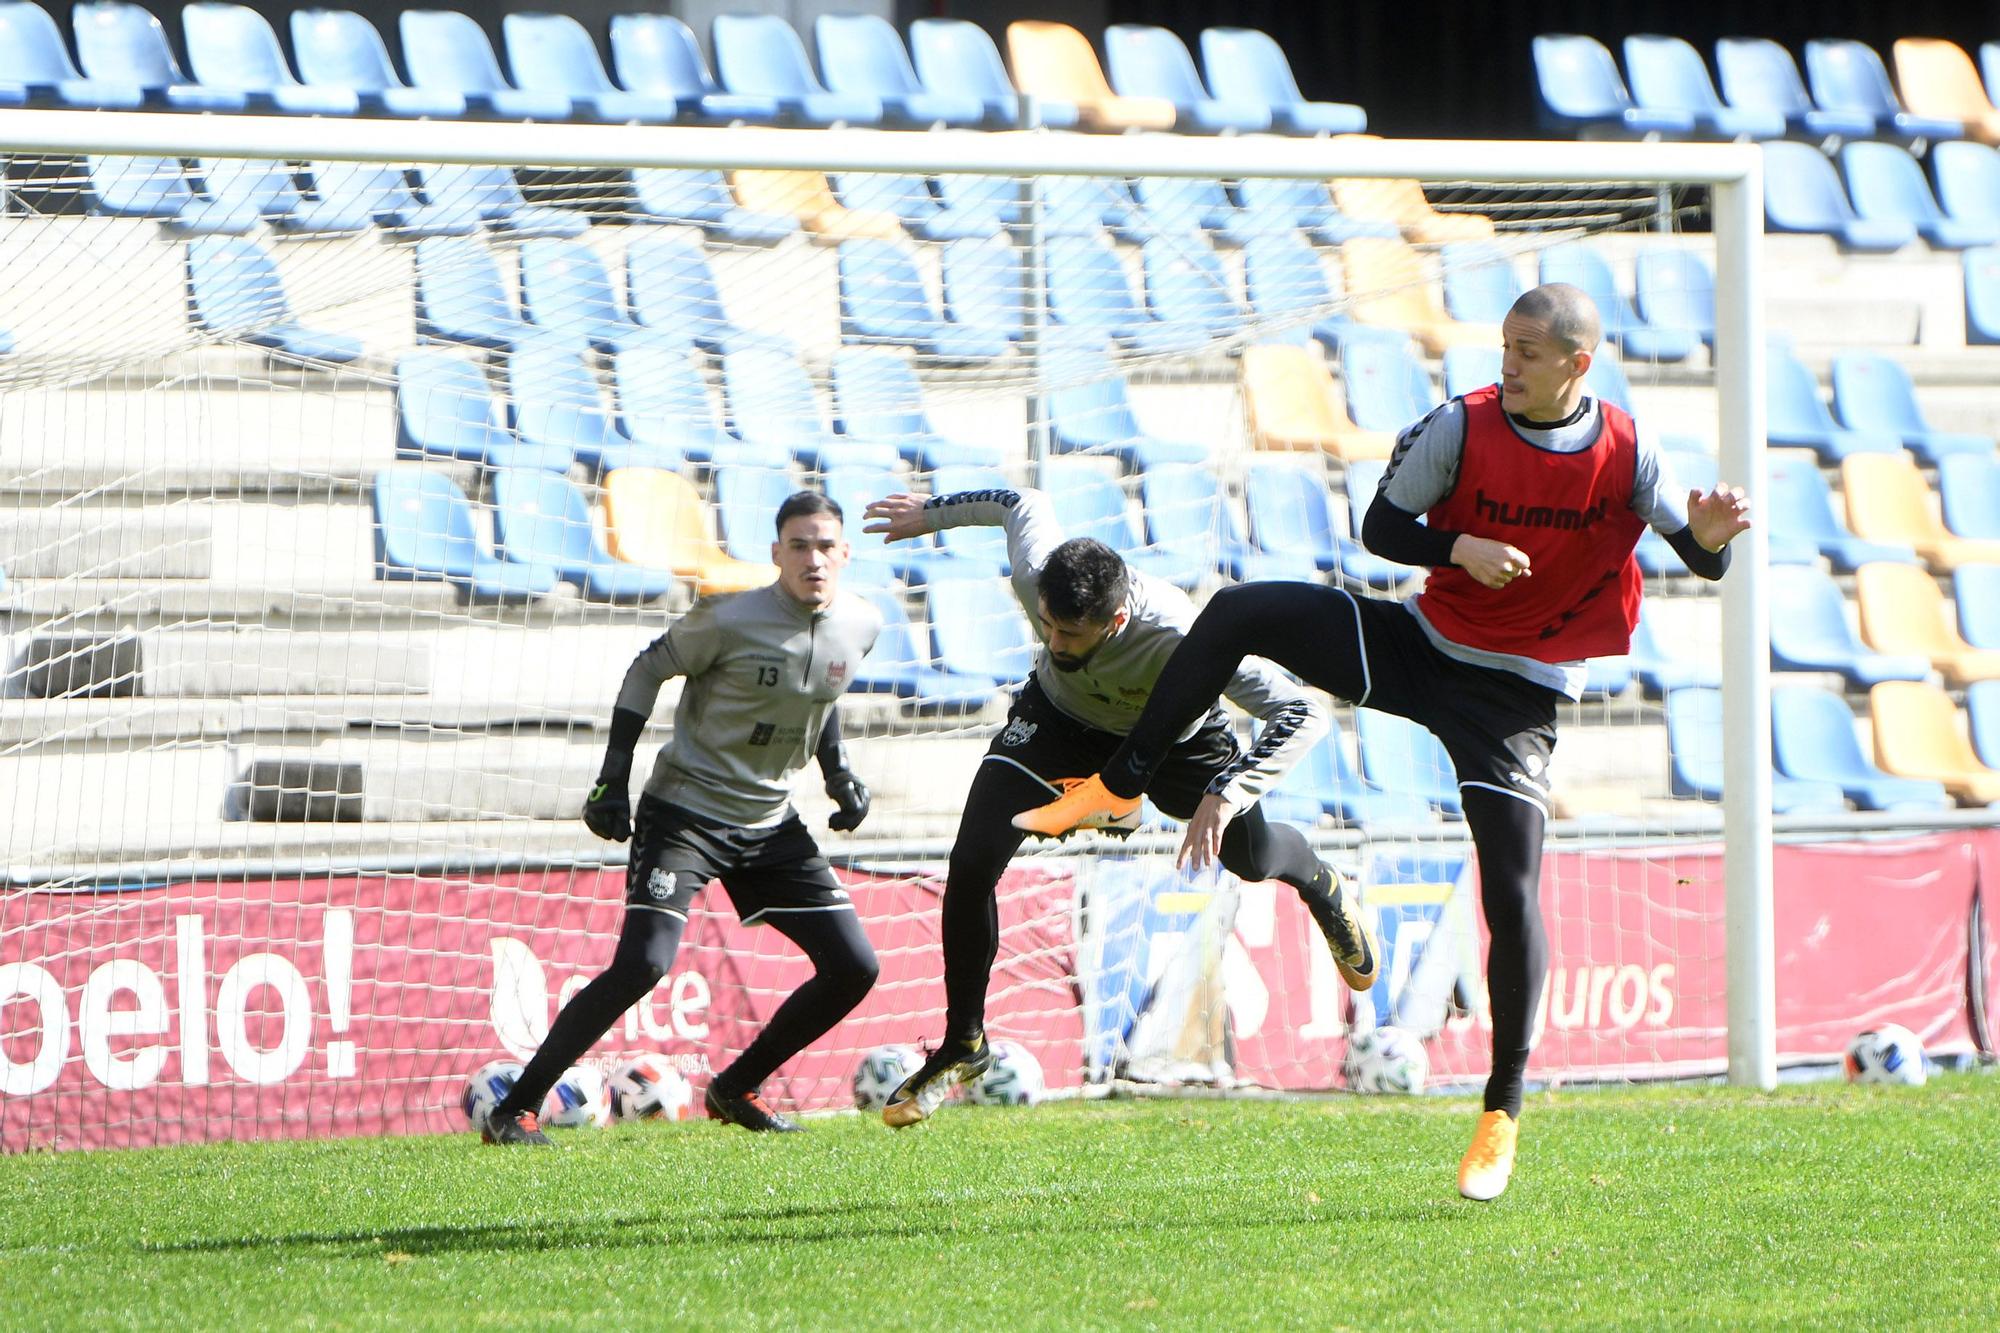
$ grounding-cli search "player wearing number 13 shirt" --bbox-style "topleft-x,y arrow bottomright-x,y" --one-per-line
484,493 -> 882,1144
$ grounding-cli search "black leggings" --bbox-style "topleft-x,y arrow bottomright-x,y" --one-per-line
498,905 -> 878,1118
940,753 -> 1326,1039
1099,582 -> 1551,1118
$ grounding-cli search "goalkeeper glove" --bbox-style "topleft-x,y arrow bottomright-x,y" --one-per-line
824,770 -> 870,832
582,760 -> 632,842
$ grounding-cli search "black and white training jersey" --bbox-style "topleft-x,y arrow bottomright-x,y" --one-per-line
614,583 -> 882,828
921,487 -> 1329,815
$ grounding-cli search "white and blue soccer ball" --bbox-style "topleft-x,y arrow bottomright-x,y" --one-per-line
609,1055 -> 697,1122
852,1044 -> 925,1112
542,1063 -> 613,1129
1843,1024 -> 1927,1086
1344,1026 -> 1429,1095
967,1039 -> 1046,1107
462,1058 -> 523,1131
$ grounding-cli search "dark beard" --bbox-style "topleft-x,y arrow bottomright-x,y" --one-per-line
1048,654 -> 1086,673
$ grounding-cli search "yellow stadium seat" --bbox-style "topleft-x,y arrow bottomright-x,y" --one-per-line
1006,21 -> 1177,131
1240,342 -> 1393,461
1330,141 -> 1498,244
1869,680 -> 2000,805
730,169 -> 903,241
1339,238 -> 1499,355
1892,38 -> 2000,146
1842,453 -> 2000,569
602,468 -> 776,595
1855,562 -> 2000,686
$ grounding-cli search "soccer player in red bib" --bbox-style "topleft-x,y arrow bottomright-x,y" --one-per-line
1017,284 -> 1752,1200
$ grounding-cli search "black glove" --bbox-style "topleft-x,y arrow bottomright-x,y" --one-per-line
825,770 -> 870,832
582,778 -> 632,842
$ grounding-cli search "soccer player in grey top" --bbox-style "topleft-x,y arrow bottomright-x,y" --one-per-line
861,486 -> 1382,1127
484,493 -> 884,1144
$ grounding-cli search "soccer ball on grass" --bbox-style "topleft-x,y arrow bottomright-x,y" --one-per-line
1843,1024 -> 1926,1086
543,1063 -> 613,1128
1344,1026 -> 1429,1095
852,1044 -> 925,1112
967,1039 -> 1046,1107
462,1058 -> 524,1132
609,1055 -> 697,1122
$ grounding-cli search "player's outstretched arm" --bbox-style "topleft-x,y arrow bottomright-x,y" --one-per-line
1687,484 -> 1753,553
862,493 -> 931,543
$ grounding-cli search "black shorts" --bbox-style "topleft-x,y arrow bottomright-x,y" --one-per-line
1345,595 -> 1561,809
984,677 -> 1241,821
626,796 -> 852,926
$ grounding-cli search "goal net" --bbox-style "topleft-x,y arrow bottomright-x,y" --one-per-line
0,120 -> 1773,1151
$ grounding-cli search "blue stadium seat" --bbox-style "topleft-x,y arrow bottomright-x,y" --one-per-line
1285,719 -> 1437,826
396,351 -> 568,471
1231,176 -> 1397,245
609,12 -> 781,123
828,347 -> 1003,470
1805,39 -> 1964,150
712,465 -> 796,564
830,172 -> 1000,243
167,158 -> 294,236
1340,335 -> 1440,434
1045,460 -> 1203,589
1766,338 -> 1902,462
928,580 -> 1035,685
1039,176 -> 1148,242
400,8 -> 570,119
722,344 -> 901,473
1142,236 -> 1248,341
1714,37 -> 1875,142
73,1 -> 242,110
1665,687 -> 1848,812
625,233 -> 764,355
508,336 -> 675,474
289,7 -> 464,117
1104,25 -> 1268,132
1955,564 -> 2000,648
1841,142 -> 2000,250
1044,333 -> 1210,470
409,163 -> 588,238
518,239 -> 641,355
1539,244 -> 1698,363
1768,564 -> 1931,687
813,13 -> 985,127
1985,43 -> 2000,107
83,154 -> 193,220
611,329 -> 782,470
928,175 -> 1021,239
1141,464 -> 1305,583
1243,462 -> 1344,575
1766,453 -> 1918,571
1940,453 -> 2000,540
503,12 -> 677,123
186,237 -> 363,363
1240,233 -> 1352,351
1337,458 -> 1422,590
711,12 -> 879,126
1831,353 -> 1994,465
823,464 -> 993,588
1441,243 -> 1526,324
1761,140 -> 1916,252
940,236 -> 1028,346
1197,26 -> 1365,135
181,2 -> 357,114
281,161 -> 422,234
1627,602 -> 1720,696
1623,35 -> 1785,140
627,168 -> 796,244
1130,176 -> 1262,247
1969,678 -> 2000,769
1632,249 -> 1716,349
1966,245 -> 2000,345
909,17 -> 1077,129
1441,346 -> 1500,400
838,239 -> 1009,361
371,468 -> 556,599
1930,142 -> 2000,237
492,469 -> 679,602
1530,34 -> 1694,140
929,465 -> 1014,570
0,1 -> 144,107
851,589 -> 996,711
1046,236 -> 1208,356
1772,685 -> 1951,811
1354,709 -> 1462,817
413,236 -> 538,352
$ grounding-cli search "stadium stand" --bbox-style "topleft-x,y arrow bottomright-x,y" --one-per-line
712,465 -> 796,565
398,8 -> 569,120
1140,464 -> 1306,583
1044,235 -> 1208,355
1957,565 -> 2000,648
186,236 -> 363,363
1855,562 -> 2000,685
1930,142 -> 2000,235
822,465 -> 982,588
1233,175 -> 1395,245
372,469 -> 557,600
507,336 -> 674,475
1240,460 -> 1351,578
1240,232 -> 1354,350
1331,153 -> 1495,242
1770,685 -> 1952,811
1627,604 -> 1721,696
837,239 -> 1008,359
1441,243 -> 1527,325
1971,680 -> 2000,770
1939,453 -> 2000,539
1141,235 -> 1249,341
491,470 -> 680,603
1868,681 -> 2000,805
830,170 -> 998,243
1891,38 -> 2000,147
938,235 -> 1028,346
413,235 -> 537,351
1767,565 -> 1930,687
396,350 -> 568,472
1844,454 -> 2000,568
599,469 -> 775,594
850,590 -> 995,712
926,465 -> 1012,569
73,0 -> 242,111
1354,710 -> 1463,817
501,11 -> 677,123
630,168 -> 791,241
625,233 -> 756,354
1765,453 -> 1918,571
1665,687 -> 1847,813
607,12 -> 777,123
1339,334 -> 1439,434
1130,175 -> 1261,247
1840,141 -> 2000,250
1240,342 -> 1389,461
1103,24 -> 1268,133
518,239 -> 642,355
1761,140 -> 1915,251
829,346 -> 1004,471
181,2 -> 358,114
1006,19 -> 1176,132
408,162 -> 586,237
1530,34 -> 1695,140
611,330 -> 783,470
1341,237 -> 1495,353
1622,34 -> 1784,140
1962,245 -> 2000,344
1045,460 -> 1203,588
1713,36 -> 1874,143
1441,345 -> 1500,400
728,168 -> 902,241
1767,338 -> 1901,461
289,6 -> 464,117
1803,39 -> 1963,149
929,579 -> 1035,685
712,11 -> 879,127
1830,352 -> 1994,463
1197,26 -> 1365,135
721,344 -> 901,473
1632,248 -> 1716,349
1539,243 -> 1699,362
1337,459 -> 1421,589
1045,333 -> 1209,469
908,16 -> 1074,129
813,13 -> 986,128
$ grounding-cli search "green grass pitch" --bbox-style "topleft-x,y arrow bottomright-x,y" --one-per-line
3,1076 -> 1996,1329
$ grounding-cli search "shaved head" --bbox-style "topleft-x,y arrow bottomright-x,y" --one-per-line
1508,283 -> 1602,355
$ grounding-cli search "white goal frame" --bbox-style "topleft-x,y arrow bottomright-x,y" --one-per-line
0,111 -> 1774,1089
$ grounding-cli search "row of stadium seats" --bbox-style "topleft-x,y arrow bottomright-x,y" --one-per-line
1534,33 -> 1990,147
1763,141 -> 2000,252
2,3 -> 1360,134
